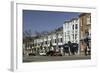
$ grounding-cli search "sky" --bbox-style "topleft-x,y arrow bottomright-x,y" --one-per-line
23,10 -> 81,35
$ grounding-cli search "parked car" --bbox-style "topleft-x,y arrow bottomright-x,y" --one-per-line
53,52 -> 62,56
46,51 -> 55,56
28,53 -> 36,56
39,52 -> 46,56
46,50 -> 62,56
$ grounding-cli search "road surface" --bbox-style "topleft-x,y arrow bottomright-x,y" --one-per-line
23,55 -> 91,62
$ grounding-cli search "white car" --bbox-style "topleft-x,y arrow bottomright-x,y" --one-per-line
39,52 -> 46,56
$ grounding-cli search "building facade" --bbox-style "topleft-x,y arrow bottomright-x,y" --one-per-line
79,13 -> 91,54
63,18 -> 79,44
32,27 -> 63,54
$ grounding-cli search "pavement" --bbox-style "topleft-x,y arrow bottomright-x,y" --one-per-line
23,55 -> 91,62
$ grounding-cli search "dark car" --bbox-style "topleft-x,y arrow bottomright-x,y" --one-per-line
28,53 -> 36,56
53,52 -> 62,56
46,50 -> 62,56
46,51 -> 55,56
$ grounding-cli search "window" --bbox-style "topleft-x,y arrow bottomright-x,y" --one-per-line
75,34 -> 77,39
45,41 -> 47,44
55,39 -> 56,43
73,34 -> 74,39
61,38 -> 63,42
75,24 -> 78,29
72,25 -> 74,30
59,38 -> 62,43
87,15 -> 91,25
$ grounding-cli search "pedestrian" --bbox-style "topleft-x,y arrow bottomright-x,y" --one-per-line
60,47 -> 64,56
84,42 -> 87,56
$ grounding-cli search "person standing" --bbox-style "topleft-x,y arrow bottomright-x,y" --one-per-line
60,47 -> 64,56
84,42 -> 87,56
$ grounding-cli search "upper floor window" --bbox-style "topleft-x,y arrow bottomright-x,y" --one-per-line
87,15 -> 91,25
59,38 -> 62,43
61,38 -> 63,42
75,34 -> 77,39
75,24 -> 78,29
55,39 -> 57,43
72,25 -> 74,30
45,41 -> 47,44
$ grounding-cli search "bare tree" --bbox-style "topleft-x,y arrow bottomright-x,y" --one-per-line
23,30 -> 33,50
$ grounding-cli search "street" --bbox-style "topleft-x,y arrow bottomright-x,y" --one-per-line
23,55 -> 91,62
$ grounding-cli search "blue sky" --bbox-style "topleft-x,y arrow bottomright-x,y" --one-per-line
23,10 -> 81,35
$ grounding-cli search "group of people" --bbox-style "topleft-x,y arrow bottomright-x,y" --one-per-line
38,41 -> 79,56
